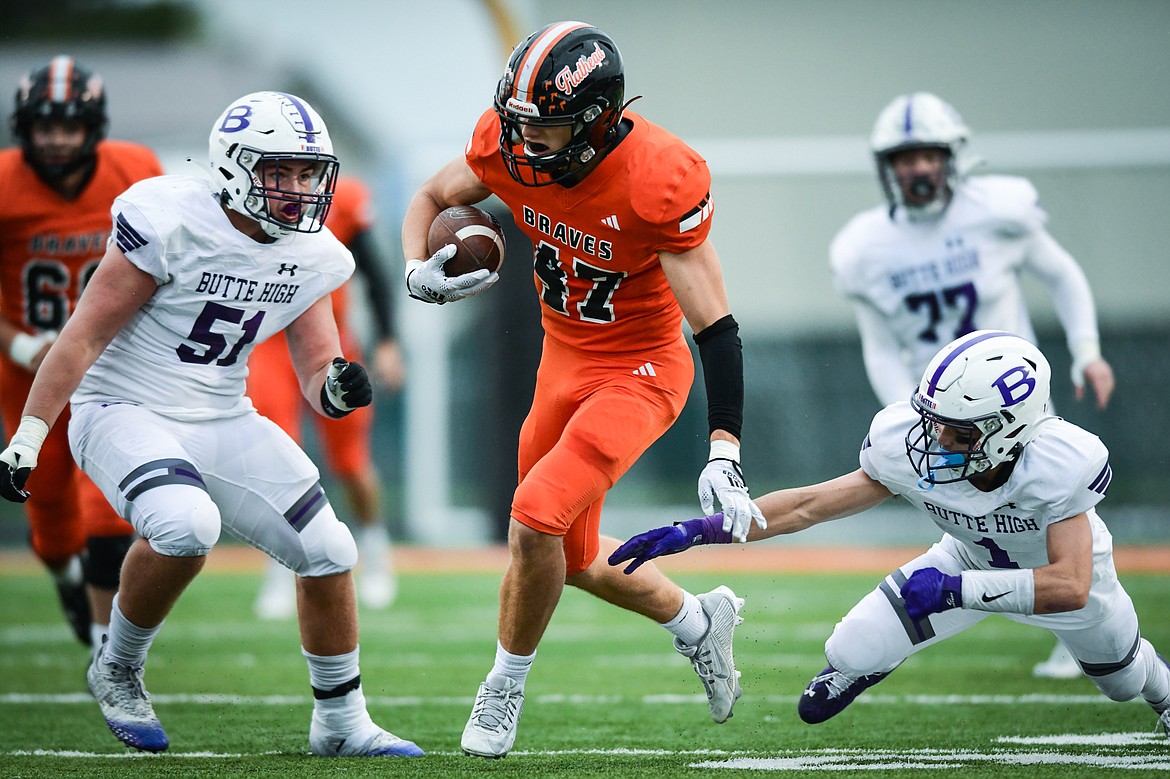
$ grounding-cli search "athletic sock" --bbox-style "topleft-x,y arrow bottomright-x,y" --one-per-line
661,590 -> 708,646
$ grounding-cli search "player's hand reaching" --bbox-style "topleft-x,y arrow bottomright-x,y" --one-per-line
901,567 -> 963,620
321,358 -> 372,418
0,416 -> 50,503
405,244 -> 499,304
698,441 -> 765,543
609,514 -> 733,574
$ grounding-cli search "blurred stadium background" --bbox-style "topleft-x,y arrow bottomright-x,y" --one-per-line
1,0 -> 1167,551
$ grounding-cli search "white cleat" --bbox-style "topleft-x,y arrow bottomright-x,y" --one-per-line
309,716 -> 423,757
1032,642 -> 1082,680
87,645 -> 169,753
675,585 -> 744,723
1158,709 -> 1170,742
461,674 -> 524,758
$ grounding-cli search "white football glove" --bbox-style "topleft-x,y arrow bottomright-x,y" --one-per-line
0,416 -> 50,503
697,440 -> 766,543
405,243 -> 499,304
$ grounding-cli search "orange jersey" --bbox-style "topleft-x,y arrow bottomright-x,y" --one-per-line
247,176 -> 372,473
465,109 -> 713,354
0,140 -> 164,340
322,176 -> 374,328
0,139 -> 160,560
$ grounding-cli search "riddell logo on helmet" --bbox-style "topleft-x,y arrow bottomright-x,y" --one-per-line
555,42 -> 607,96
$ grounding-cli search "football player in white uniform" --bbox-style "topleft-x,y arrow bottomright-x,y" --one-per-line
831,92 -> 1116,678
610,330 -> 1170,740
0,92 -> 422,758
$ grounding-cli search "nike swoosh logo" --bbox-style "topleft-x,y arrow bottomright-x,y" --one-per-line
982,591 -> 1011,603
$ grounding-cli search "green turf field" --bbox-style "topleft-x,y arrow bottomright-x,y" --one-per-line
1,564 -> 1167,777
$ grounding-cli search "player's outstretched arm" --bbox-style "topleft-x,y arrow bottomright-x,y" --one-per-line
610,469 -> 892,573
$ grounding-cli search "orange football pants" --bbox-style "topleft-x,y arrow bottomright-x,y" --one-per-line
511,333 -> 694,575
245,331 -> 372,476
0,359 -> 133,565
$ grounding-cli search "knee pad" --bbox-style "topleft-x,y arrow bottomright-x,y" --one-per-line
131,486 -> 221,557
295,505 -> 358,577
84,534 -> 134,589
1090,639 -> 1157,703
826,615 -> 903,676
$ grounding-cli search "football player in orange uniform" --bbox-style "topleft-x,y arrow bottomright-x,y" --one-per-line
402,21 -> 765,757
0,56 -> 163,649
249,175 -> 403,618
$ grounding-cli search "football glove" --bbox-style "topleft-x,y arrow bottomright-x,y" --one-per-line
901,567 -> 963,620
608,514 -> 731,574
405,244 -> 499,304
698,441 -> 765,543
0,416 -> 50,503
321,358 -> 372,419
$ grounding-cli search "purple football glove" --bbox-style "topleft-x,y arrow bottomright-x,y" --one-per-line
608,514 -> 731,574
902,567 -> 963,620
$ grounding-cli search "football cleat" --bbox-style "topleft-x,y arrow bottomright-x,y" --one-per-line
309,717 -> 423,757
461,674 -> 524,758
1158,708 -> 1170,742
798,664 -> 891,724
55,575 -> 92,646
675,585 -> 744,723
86,644 -> 168,752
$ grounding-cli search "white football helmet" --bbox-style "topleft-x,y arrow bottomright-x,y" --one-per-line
208,91 -> 339,239
906,330 -> 1054,485
870,92 -> 970,221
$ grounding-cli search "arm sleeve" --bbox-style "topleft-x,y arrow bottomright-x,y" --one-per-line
1022,227 -> 1101,360
853,302 -> 917,406
349,227 -> 395,340
693,314 -> 744,440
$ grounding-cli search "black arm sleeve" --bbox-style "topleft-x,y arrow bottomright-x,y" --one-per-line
692,314 -> 744,441
349,228 -> 395,340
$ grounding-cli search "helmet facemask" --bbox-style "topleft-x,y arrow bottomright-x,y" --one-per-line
876,144 -> 959,222
494,22 -> 625,187
228,148 -> 338,238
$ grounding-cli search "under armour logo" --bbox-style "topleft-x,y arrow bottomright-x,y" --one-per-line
278,263 -> 298,276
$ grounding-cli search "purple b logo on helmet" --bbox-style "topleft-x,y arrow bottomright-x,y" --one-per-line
219,105 -> 252,133
993,366 -> 1035,407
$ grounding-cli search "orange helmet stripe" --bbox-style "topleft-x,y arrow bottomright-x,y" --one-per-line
512,21 -> 590,102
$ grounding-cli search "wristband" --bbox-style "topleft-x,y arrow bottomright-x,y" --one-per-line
960,568 -> 1035,615
9,332 -> 54,369
708,439 -> 740,464
11,415 -> 50,453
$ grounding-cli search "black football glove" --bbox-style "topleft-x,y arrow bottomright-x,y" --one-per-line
320,358 -> 372,418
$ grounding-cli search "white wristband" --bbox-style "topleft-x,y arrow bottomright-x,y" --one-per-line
12,415 -> 50,451
961,568 -> 1035,615
708,439 -> 740,463
1069,339 -> 1102,385
8,331 -> 55,369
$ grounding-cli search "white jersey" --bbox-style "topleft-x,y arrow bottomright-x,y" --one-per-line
831,175 -> 1100,406
860,402 -> 1117,624
73,175 -> 353,421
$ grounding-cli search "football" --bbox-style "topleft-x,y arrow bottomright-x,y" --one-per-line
427,205 -> 506,277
